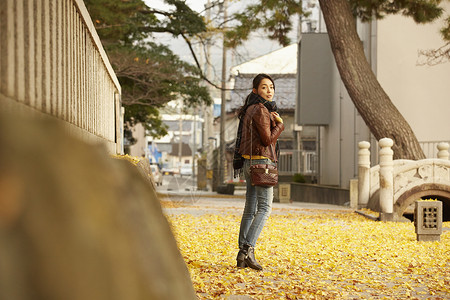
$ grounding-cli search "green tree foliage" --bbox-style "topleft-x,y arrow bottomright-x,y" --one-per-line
226,0 -> 448,47
348,0 -> 444,23
84,0 -> 155,45
84,0 -> 211,142
141,0 -> 207,36
225,0 -> 306,48
442,15 -> 450,39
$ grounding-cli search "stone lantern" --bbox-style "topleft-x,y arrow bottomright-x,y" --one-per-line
414,200 -> 443,242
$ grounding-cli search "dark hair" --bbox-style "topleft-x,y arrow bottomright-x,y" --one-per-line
238,74 -> 275,119
252,73 -> 275,91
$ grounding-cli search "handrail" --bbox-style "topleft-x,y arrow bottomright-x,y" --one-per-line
73,0 -> 120,92
0,0 -> 122,153
358,139 -> 450,219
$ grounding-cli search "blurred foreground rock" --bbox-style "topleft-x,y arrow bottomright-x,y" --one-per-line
0,112 -> 196,300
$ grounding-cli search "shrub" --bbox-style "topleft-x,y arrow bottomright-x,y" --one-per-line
293,173 -> 306,183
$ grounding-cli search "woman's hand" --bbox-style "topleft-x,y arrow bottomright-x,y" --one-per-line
271,112 -> 283,124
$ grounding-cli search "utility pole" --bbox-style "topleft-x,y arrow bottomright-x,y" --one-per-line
192,110 -> 197,181
204,0 -> 215,191
178,100 -> 183,171
219,0 -> 227,185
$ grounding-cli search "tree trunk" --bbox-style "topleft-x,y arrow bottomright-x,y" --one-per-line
318,0 -> 426,160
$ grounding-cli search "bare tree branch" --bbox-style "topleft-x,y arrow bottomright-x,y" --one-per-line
180,32 -> 234,91
417,42 -> 450,66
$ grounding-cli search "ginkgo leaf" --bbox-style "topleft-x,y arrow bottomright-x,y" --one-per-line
164,205 -> 450,299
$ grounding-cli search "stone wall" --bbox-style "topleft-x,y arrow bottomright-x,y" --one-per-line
291,183 -> 350,206
0,0 -> 123,153
0,112 -> 196,300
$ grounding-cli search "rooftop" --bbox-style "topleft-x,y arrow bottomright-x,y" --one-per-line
228,73 -> 297,112
228,44 -> 298,113
230,44 -> 298,76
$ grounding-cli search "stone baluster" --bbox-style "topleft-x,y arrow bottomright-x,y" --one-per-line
437,142 -> 450,160
379,138 -> 394,221
358,141 -> 371,207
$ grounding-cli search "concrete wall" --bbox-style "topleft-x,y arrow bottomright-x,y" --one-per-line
279,112 -> 295,141
319,83 -> 373,189
297,34 -> 373,189
291,183 -> 350,206
128,123 -> 147,158
0,0 -> 123,153
376,3 -> 450,143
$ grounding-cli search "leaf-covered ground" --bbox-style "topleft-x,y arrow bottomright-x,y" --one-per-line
165,207 -> 449,299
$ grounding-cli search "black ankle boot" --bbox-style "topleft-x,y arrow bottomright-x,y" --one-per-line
236,249 -> 247,268
243,244 -> 262,271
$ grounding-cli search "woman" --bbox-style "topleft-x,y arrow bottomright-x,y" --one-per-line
234,73 -> 284,270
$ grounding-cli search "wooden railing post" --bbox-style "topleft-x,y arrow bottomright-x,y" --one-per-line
358,141 -> 371,207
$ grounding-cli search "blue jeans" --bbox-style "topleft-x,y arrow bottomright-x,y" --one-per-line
238,158 -> 274,249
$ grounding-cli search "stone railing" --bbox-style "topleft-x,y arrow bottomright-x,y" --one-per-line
0,0 -> 123,153
357,138 -> 450,221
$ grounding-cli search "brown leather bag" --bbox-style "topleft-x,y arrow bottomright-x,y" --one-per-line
249,118 -> 279,187
250,163 -> 278,187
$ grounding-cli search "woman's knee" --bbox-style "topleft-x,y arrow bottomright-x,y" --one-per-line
257,200 -> 272,214
256,194 -> 272,210
262,206 -> 272,216
242,210 -> 256,219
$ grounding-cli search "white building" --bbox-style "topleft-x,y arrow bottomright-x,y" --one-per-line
297,4 -> 450,189
146,100 -> 203,172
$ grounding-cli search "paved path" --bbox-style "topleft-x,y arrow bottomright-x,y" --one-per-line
157,188 -> 353,216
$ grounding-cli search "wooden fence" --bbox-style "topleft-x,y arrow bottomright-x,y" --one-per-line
0,0 -> 123,153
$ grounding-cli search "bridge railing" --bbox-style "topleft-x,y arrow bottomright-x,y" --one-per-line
357,139 -> 450,220
420,141 -> 450,158
0,0 -> 123,153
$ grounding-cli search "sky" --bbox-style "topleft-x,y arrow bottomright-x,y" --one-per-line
144,0 -> 320,89
148,0 -> 205,13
